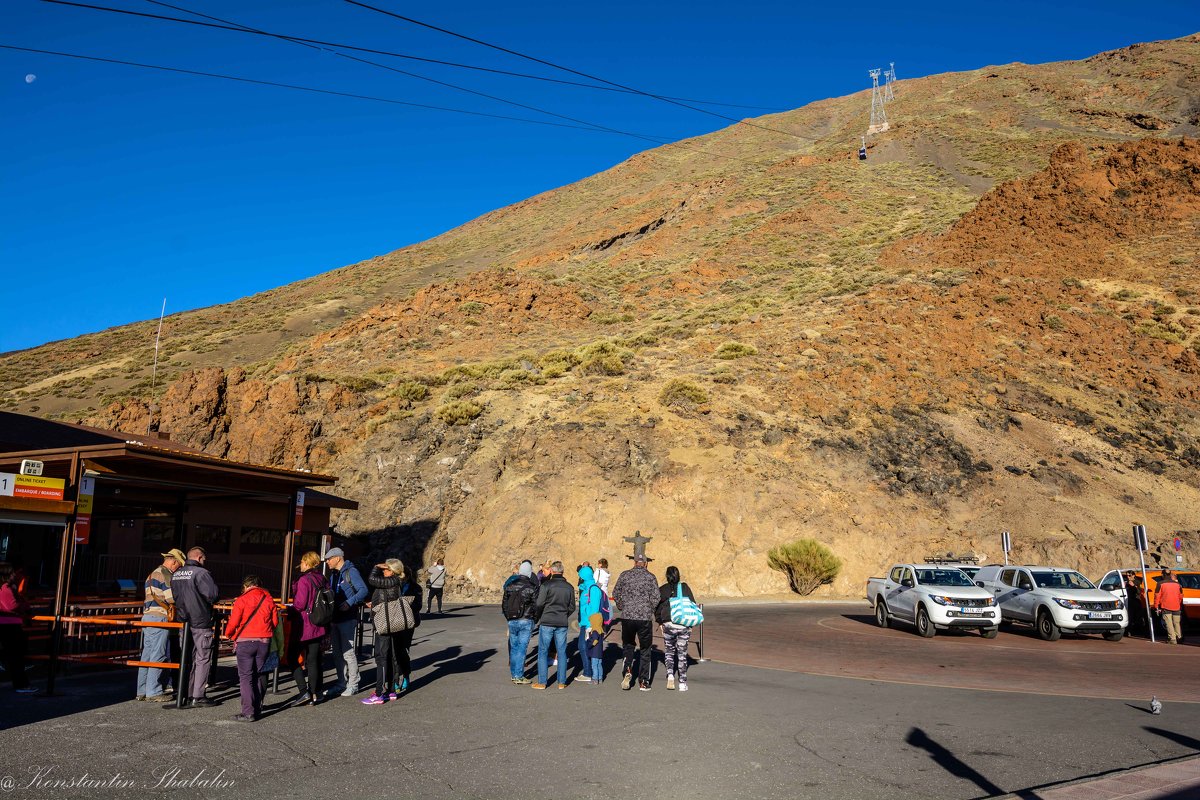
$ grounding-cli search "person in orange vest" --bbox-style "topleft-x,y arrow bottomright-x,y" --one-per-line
1155,569 -> 1184,645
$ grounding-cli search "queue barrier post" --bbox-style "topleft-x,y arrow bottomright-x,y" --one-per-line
696,603 -> 707,662
175,621 -> 191,709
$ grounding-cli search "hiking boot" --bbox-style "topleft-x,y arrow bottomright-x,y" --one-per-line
678,681 -> 689,692
638,681 -> 651,692
666,675 -> 676,691
530,683 -> 547,690
621,672 -> 633,691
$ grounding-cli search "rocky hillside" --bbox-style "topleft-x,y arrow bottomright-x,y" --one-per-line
4,35 -> 1200,598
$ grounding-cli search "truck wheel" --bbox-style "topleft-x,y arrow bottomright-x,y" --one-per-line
875,601 -> 891,628
1103,629 -> 1124,642
916,605 -> 936,638
1036,609 -> 1061,641
980,627 -> 998,639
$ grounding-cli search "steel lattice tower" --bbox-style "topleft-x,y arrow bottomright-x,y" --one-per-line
868,68 -> 889,134
884,62 -> 897,101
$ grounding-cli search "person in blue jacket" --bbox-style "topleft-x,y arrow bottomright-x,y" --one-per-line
574,565 -> 603,683
323,548 -> 368,698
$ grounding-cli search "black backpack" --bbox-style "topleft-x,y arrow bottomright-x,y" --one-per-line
501,581 -> 527,621
307,574 -> 336,627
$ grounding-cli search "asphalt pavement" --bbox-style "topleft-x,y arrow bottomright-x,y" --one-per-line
1,603 -> 1199,800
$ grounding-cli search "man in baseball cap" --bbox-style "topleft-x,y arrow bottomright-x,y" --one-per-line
137,550 -> 184,702
322,547 -> 367,697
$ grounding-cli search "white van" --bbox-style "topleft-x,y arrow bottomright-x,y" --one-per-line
972,565 -> 1127,641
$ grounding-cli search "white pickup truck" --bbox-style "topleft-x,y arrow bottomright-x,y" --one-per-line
866,564 -> 1000,638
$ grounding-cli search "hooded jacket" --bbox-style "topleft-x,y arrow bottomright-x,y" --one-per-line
535,574 -> 576,627
170,559 -> 219,629
577,566 -> 603,625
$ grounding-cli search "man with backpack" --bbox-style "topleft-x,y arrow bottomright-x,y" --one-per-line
501,561 -> 538,684
164,546 -> 220,709
323,548 -> 367,698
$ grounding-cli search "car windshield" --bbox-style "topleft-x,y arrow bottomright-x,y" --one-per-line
916,569 -> 974,587
1032,571 -> 1094,589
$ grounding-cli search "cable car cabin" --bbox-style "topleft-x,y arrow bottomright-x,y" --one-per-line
858,146 -> 867,160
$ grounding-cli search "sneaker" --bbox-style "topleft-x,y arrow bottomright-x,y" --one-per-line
232,713 -> 255,722
401,676 -> 409,692
291,693 -> 311,707
135,695 -> 146,702
146,694 -> 172,703
512,677 -> 532,685
666,675 -> 676,691
638,681 -> 651,692
340,686 -> 358,697
190,697 -> 217,708
551,659 -> 558,667
679,681 -> 689,692
387,692 -> 399,701
575,675 -> 593,683
557,683 -> 568,689
621,672 -> 633,691
326,684 -> 346,696
361,694 -> 387,705
530,683 -> 547,690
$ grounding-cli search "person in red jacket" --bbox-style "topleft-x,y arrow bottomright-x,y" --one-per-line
1155,569 -> 1184,645
223,575 -> 278,721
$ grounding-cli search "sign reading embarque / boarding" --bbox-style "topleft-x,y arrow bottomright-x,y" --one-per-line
0,471 -> 66,501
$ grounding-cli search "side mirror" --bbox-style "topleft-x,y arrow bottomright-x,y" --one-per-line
901,578 -> 914,588
975,581 -> 984,588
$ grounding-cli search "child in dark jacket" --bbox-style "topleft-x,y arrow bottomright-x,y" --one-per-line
585,612 -> 605,685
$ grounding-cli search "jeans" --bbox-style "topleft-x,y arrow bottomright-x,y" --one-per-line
136,616 -> 169,697
590,657 -> 603,682
621,618 -> 654,684
330,618 -> 360,692
577,629 -> 591,678
426,587 -> 443,613
537,625 -> 568,686
234,640 -> 268,717
188,628 -> 214,700
507,618 -> 534,679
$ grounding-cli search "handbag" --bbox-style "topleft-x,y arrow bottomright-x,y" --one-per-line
373,594 -> 416,634
668,583 -> 704,627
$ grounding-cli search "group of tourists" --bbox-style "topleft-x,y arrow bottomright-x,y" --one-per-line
501,554 -> 700,692
131,544 -> 434,721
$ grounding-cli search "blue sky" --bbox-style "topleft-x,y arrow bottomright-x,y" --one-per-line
1,0 -> 1196,354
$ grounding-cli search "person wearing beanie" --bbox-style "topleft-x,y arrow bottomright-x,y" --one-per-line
502,560 -> 539,684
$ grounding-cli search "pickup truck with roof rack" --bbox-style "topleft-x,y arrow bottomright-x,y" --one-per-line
866,564 -> 1000,638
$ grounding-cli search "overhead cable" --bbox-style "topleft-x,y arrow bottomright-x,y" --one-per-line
37,0 -> 784,111
343,0 -> 815,142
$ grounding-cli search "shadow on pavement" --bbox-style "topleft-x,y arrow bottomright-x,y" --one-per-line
905,726 -> 1004,797
1144,726 -> 1200,751
407,645 -> 495,695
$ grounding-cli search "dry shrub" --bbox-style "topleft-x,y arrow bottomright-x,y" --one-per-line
715,341 -> 758,359
659,379 -> 708,409
767,539 -> 842,595
436,400 -> 483,425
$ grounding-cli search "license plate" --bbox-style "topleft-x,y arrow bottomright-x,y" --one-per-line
1088,612 -> 1112,619
958,609 -> 983,615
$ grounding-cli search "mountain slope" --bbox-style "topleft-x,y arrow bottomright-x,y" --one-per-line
5,35 -> 1200,597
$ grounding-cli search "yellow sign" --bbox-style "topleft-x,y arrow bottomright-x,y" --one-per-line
0,473 -> 65,501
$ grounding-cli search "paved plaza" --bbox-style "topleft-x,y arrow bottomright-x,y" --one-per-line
1,603 -> 1198,799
